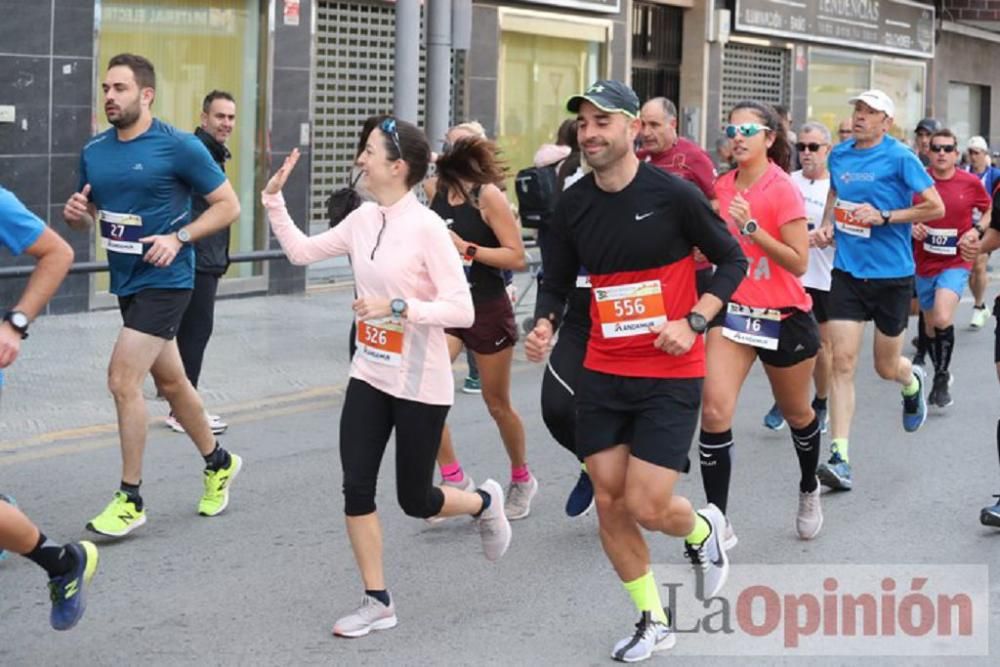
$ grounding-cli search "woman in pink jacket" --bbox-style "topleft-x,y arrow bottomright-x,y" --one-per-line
263,117 -> 512,639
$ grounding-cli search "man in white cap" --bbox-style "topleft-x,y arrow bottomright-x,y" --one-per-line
965,135 -> 1000,329
814,90 -> 944,491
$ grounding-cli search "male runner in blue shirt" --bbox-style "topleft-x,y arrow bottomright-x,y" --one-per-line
63,53 -> 243,537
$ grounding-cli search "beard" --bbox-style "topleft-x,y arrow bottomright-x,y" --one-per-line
107,100 -> 141,129
586,139 -> 631,172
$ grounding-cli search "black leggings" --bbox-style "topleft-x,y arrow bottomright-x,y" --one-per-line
340,378 -> 449,517
541,324 -> 587,460
176,271 -> 220,388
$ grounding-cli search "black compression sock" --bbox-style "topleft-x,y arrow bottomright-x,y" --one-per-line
472,489 -> 491,518
203,443 -> 231,471
791,418 -> 822,493
933,326 -> 955,374
917,311 -> 931,357
365,589 -> 391,606
119,480 -> 143,511
698,429 -> 733,514
24,533 -> 74,578
812,396 -> 828,411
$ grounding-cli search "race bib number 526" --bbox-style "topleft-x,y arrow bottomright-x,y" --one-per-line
594,280 -> 667,338
357,318 -> 404,366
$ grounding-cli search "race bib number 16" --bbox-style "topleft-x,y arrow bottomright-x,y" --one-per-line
594,280 -> 667,338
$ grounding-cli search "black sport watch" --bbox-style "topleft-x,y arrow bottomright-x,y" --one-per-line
3,310 -> 29,339
686,311 -> 708,334
880,209 -> 892,225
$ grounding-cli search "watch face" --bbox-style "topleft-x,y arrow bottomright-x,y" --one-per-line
178,228 -> 191,243
8,311 -> 28,329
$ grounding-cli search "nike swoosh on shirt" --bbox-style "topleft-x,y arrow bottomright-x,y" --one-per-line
635,211 -> 655,221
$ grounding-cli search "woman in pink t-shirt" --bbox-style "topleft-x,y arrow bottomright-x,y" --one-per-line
699,101 -> 824,545
263,118 -> 512,639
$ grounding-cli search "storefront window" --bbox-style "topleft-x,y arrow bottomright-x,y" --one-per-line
807,50 -> 869,138
499,29 -> 605,196
947,82 -> 987,149
872,59 -> 925,141
95,0 -> 262,290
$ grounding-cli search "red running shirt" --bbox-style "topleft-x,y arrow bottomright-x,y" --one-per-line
715,161 -> 812,312
914,169 -> 990,276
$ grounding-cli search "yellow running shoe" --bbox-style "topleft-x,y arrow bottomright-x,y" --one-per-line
86,491 -> 146,537
198,453 -> 243,517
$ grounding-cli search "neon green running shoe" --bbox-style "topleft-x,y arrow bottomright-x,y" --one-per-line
86,491 -> 146,537
198,453 -> 243,517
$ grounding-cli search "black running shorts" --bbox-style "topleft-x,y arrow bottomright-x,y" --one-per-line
707,306 -> 820,368
575,369 -> 702,472
805,287 -> 830,324
445,294 -> 518,355
828,268 -> 913,337
117,288 -> 192,340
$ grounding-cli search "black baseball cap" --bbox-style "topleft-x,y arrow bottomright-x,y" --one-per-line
915,118 -> 942,134
567,80 -> 640,118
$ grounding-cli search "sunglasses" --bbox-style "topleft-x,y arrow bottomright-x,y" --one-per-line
795,142 -> 827,152
929,144 -> 956,153
380,117 -> 402,159
969,149 -> 986,156
724,123 -> 770,138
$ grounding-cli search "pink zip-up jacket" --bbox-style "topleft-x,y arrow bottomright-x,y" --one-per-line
263,190 -> 474,406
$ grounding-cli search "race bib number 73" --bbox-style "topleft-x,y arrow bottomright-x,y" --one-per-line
594,280 -> 667,338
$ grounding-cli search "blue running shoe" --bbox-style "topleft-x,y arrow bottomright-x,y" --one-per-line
816,452 -> 852,491
565,469 -> 594,517
0,494 -> 15,561
981,496 -> 1000,528
763,403 -> 786,431
49,541 -> 99,631
902,366 -> 927,433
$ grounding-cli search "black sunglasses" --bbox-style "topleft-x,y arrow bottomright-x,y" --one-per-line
380,117 -> 402,159
930,144 -> 956,153
795,142 -> 827,152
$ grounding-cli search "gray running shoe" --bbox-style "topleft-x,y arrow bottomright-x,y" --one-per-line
425,474 -> 476,525
684,504 -> 730,599
796,480 -> 823,540
332,595 -> 398,638
611,610 -> 675,662
504,474 -> 538,520
476,479 -> 512,561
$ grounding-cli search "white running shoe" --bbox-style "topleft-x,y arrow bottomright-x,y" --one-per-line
611,610 -> 675,662
504,475 -> 538,520
476,479 -> 512,561
684,503 -> 730,599
796,481 -> 824,540
332,595 -> 398,638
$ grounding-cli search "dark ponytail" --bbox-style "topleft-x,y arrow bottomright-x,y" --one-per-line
435,137 -> 507,203
729,100 -> 791,173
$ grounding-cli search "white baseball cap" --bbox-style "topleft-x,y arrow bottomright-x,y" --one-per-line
968,136 -> 990,153
847,90 -> 895,118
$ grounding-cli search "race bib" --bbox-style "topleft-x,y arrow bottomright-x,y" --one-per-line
99,211 -> 144,255
833,199 -> 870,239
593,280 -> 667,338
923,228 -> 958,256
721,303 -> 781,350
357,317 -> 404,366
575,274 -> 592,289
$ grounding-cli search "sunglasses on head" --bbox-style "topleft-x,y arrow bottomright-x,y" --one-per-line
724,123 -> 769,138
380,117 -> 402,158
930,144 -> 956,153
795,142 -> 827,152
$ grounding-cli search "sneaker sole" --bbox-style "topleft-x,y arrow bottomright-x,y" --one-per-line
333,615 -> 398,638
86,512 -> 147,538
199,455 -> 243,517
505,479 -> 538,521
612,632 -> 677,662
816,466 -> 852,491
763,420 -> 786,431
980,510 -> 1000,528
460,387 -> 482,394
566,497 -> 595,518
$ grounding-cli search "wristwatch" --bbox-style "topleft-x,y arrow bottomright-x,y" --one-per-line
3,310 -> 29,339
465,244 -> 478,258
880,210 -> 892,225
176,227 -> 192,244
686,311 -> 708,334
390,298 -> 407,318
741,219 -> 759,236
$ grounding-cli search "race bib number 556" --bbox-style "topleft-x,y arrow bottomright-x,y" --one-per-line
594,280 -> 667,338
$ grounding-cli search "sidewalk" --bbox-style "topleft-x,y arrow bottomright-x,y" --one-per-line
0,272 -> 540,442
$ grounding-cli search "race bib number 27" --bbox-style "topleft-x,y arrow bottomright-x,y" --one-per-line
99,211 -> 144,255
594,280 -> 667,338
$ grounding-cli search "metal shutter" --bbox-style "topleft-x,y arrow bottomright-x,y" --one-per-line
311,2 -> 427,229
721,42 -> 789,125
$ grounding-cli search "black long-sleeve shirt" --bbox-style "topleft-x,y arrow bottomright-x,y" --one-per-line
535,162 -> 747,378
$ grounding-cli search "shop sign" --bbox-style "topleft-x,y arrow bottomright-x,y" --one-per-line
734,0 -> 934,59
518,0 -> 620,15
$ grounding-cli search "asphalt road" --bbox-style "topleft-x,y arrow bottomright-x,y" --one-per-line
1,292 -> 999,665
